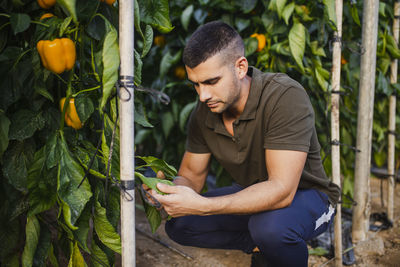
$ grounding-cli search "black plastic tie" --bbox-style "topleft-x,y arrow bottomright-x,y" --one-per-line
120,180 -> 136,190
117,75 -> 134,102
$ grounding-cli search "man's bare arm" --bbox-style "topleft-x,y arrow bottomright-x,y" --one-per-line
155,149 -> 306,217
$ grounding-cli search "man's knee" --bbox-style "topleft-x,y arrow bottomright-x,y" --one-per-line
248,213 -> 302,249
165,217 -> 193,245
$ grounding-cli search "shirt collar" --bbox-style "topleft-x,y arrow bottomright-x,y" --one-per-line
205,66 -> 263,132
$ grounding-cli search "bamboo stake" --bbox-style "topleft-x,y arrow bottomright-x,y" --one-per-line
352,0 -> 379,242
388,1 -> 400,223
330,1 -> 343,266
119,0 -> 135,266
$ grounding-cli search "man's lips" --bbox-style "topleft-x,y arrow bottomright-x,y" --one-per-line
207,101 -> 219,108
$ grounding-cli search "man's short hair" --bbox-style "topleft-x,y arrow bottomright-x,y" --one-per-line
183,21 -> 244,68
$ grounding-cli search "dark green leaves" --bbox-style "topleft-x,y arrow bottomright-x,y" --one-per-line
0,112 -> 10,157
22,215 -> 40,267
288,22 -> 305,72
8,110 -> 45,141
10,13 -> 30,35
138,0 -> 173,33
27,146 -> 57,216
58,135 -> 92,230
58,0 -> 78,24
136,156 -> 177,180
181,5 -> 194,31
2,140 -> 35,192
94,201 -> 121,254
75,94 -> 95,123
101,20 -> 119,110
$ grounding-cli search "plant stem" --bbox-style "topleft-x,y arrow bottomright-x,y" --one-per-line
31,21 -> 50,27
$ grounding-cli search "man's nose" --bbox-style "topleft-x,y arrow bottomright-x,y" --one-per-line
198,85 -> 212,102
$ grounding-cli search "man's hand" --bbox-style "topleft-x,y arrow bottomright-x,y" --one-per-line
141,170 -> 166,208
153,183 -> 210,217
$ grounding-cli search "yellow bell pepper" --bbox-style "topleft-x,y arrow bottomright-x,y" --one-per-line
37,38 -> 76,74
250,33 -> 266,52
37,0 -> 56,9
60,97 -> 83,130
40,13 -> 54,20
101,0 -> 116,5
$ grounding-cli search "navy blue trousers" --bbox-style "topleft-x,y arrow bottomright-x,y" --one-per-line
165,184 -> 335,267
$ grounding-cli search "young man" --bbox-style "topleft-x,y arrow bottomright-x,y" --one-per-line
151,21 -> 340,266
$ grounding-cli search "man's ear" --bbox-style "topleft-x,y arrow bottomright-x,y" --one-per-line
235,56 -> 248,79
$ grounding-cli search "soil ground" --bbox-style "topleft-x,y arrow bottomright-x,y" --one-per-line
134,177 -> 400,267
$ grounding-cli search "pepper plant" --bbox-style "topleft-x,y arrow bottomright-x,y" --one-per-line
0,0 -> 173,265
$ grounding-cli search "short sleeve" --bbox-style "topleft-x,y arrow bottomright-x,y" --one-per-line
185,102 -> 211,153
264,87 -> 314,152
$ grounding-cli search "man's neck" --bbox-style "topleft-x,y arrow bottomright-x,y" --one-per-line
224,75 -> 252,120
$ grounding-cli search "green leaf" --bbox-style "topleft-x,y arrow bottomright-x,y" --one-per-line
58,0 -> 78,24
8,109 -> 45,141
161,111 -> 174,138
323,0 -> 337,30
58,135 -> 92,230
315,66 -> 329,91
93,201 -> 121,254
135,156 -> 177,181
35,88 -> 54,102
237,0 -> 257,13
135,172 -> 175,194
2,140 -> 35,192
235,17 -> 250,32
10,13 -> 30,35
141,25 -> 153,58
350,4 -> 361,27
22,215 -> 40,267
181,5 -> 193,31
308,246 -> 329,256
27,146 -> 57,216
45,133 -> 62,169
288,22 -> 305,72
74,206 -> 91,252
138,0 -> 174,33
0,220 -> 20,262
135,129 -> 152,144
179,101 -> 197,132
282,2 -> 295,25
101,114 -> 120,180
143,202 -> 161,233
68,242 -> 87,267
244,37 -> 258,57
160,50 -> 182,77
75,94 -> 94,123
100,21 -> 119,110
0,112 -> 10,157
276,0 -> 287,18
91,240 -> 110,267
48,245 -> 59,267
59,16 -> 72,37
134,49 -> 143,84
310,41 -> 326,57
379,2 -> 386,18
32,224 -> 52,267
134,0 -> 143,38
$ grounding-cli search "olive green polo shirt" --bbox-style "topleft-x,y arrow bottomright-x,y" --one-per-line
186,67 -> 340,205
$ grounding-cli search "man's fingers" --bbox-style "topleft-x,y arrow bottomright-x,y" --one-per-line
156,182 -> 177,194
142,184 -> 150,190
156,170 -> 166,179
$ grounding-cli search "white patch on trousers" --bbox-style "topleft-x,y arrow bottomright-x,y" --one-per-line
314,205 -> 335,230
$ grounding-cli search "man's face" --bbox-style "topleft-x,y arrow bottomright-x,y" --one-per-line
186,54 -> 241,114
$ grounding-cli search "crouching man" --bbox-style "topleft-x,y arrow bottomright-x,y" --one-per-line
149,21 -> 340,267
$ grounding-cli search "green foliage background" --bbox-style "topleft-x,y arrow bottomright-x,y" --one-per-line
0,0 -> 399,266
